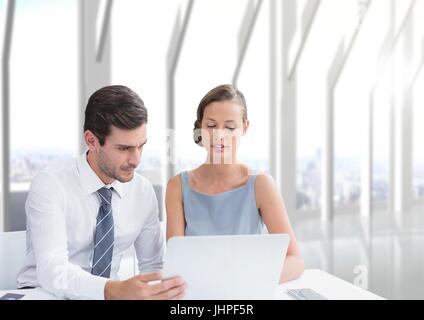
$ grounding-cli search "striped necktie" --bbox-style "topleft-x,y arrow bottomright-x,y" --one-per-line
91,187 -> 114,278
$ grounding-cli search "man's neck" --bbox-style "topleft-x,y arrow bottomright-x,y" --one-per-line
86,151 -> 114,185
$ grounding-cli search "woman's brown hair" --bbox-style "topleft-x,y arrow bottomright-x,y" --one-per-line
193,84 -> 248,146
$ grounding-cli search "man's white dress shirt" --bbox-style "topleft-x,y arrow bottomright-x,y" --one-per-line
16,152 -> 164,299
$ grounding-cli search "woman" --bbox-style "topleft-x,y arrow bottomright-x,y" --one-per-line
165,84 -> 304,283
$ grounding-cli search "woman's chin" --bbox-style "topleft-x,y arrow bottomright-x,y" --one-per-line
208,152 -> 235,164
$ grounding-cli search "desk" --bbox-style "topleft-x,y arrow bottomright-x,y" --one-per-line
277,269 -> 384,300
0,287 -> 57,300
0,269 -> 384,300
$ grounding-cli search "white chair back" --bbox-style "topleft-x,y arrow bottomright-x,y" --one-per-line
0,231 -> 27,290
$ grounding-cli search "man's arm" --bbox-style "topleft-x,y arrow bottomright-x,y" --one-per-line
102,183 -> 186,300
29,173 -> 185,300
133,183 -> 164,273
27,172 -> 108,299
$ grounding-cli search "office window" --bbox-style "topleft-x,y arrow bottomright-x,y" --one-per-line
296,0 -> 394,213
372,67 -> 390,206
364,0 -> 392,209
236,0 -> 270,172
331,0 -> 373,211
295,2 -> 327,212
0,0 -> 5,229
333,87 -> 363,209
296,0 -> 356,212
296,38 -> 325,212
413,70 -> 424,200
10,0 -> 79,191
0,0 -> 6,171
174,0 -> 266,174
111,0 -> 180,186
412,1 -> 424,201
333,0 -> 392,211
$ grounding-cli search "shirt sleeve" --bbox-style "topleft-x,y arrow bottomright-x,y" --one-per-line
134,183 -> 165,273
26,172 -> 109,300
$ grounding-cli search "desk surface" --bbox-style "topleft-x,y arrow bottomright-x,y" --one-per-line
0,269 -> 384,300
278,269 -> 384,300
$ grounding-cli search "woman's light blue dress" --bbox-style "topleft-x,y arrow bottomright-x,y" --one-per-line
180,171 -> 264,236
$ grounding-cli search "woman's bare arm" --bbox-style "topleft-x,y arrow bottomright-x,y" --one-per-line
255,173 -> 305,283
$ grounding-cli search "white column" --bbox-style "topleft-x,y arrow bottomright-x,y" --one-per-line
165,0 -> 194,182
393,14 -> 413,219
269,0 -> 282,186
1,0 -> 16,232
360,91 -> 373,217
322,43 -> 345,222
280,0 -> 297,218
78,0 -> 112,153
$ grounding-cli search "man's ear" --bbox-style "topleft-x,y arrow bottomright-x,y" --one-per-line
84,130 -> 99,152
243,120 -> 250,136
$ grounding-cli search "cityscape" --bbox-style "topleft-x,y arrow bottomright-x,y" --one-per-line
10,149 -> 424,211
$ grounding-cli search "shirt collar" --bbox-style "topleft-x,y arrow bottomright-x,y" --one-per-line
76,151 -> 124,198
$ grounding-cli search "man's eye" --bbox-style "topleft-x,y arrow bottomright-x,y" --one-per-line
226,127 -> 236,131
207,125 -> 216,128
119,147 -> 128,151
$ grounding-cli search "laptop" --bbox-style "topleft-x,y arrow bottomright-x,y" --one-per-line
162,233 -> 289,300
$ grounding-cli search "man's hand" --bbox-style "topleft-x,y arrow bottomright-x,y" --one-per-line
104,271 -> 186,300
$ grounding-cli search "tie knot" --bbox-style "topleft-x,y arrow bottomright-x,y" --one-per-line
98,187 -> 112,205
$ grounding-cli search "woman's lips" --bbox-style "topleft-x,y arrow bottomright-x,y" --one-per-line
211,144 -> 228,152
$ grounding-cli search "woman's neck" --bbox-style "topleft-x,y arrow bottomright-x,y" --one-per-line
198,159 -> 247,184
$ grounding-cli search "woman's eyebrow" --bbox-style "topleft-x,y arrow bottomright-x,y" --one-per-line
206,118 -> 236,123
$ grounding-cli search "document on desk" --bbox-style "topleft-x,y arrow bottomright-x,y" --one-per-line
287,288 -> 328,300
0,293 -> 25,300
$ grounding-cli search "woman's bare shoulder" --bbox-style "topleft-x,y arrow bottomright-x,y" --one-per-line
166,173 -> 183,194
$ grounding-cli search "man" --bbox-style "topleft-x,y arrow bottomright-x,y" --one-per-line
17,85 -> 186,300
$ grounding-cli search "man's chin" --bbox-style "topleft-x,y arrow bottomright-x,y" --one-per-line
116,172 -> 134,183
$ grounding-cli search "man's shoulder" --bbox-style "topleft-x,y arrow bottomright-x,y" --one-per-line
39,156 -> 75,175
32,157 -> 77,186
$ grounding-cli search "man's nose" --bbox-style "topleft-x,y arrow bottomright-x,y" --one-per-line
128,149 -> 141,167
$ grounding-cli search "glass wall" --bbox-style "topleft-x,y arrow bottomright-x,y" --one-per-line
237,0 -> 270,172
373,66 -> 391,206
412,0 -> 424,201
296,0 -> 359,212
1,0 -> 423,230
9,0 -> 79,192
111,0 -> 179,186
174,0 -> 270,174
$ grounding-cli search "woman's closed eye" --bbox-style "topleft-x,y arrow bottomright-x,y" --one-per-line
207,125 -> 236,131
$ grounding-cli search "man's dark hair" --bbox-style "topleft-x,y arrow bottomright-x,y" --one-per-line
84,85 -> 148,145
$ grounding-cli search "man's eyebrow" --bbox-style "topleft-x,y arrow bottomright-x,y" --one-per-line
116,139 -> 147,148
